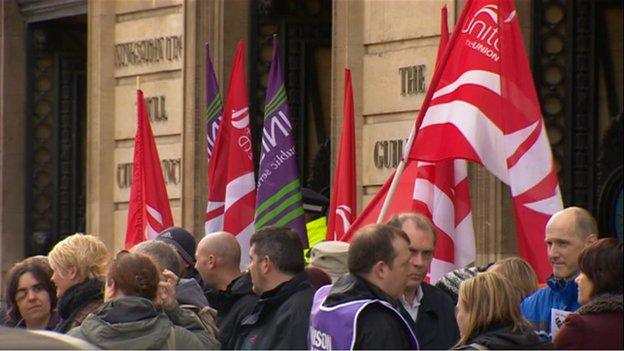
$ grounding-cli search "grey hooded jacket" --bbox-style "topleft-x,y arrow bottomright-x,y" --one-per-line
68,296 -> 219,349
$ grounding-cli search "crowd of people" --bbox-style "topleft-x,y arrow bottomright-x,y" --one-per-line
1,206 -> 622,350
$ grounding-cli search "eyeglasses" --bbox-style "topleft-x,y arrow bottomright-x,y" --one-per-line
15,283 -> 47,302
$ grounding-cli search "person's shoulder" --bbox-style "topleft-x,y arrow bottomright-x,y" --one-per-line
522,285 -> 553,305
358,300 -> 403,324
422,282 -> 455,305
172,324 -> 208,349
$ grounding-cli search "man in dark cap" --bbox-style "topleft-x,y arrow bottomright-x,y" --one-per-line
156,226 -> 209,295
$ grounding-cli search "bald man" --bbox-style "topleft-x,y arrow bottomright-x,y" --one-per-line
521,207 -> 598,339
195,232 -> 258,349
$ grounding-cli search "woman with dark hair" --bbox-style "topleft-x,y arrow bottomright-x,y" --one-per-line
2,256 -> 59,330
67,251 -> 217,349
554,238 -> 623,349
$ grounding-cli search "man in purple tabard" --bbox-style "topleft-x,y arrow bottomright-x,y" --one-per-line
309,224 -> 419,350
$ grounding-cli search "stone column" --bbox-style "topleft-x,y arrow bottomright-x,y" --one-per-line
0,0 -> 27,278
86,0 -> 116,250
331,0 -> 364,211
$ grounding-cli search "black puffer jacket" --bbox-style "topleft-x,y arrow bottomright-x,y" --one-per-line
54,278 -> 104,333
455,323 -> 553,350
323,274 -> 416,350
232,272 -> 313,350
207,272 -> 258,349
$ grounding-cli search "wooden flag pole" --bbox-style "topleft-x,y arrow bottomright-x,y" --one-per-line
136,76 -> 140,90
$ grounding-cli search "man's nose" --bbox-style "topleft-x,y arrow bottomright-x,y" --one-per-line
412,254 -> 425,267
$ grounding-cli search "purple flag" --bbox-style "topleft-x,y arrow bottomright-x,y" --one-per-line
255,36 -> 308,247
205,43 -> 223,160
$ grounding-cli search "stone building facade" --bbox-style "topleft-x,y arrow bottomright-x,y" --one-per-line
1,0 -> 622,279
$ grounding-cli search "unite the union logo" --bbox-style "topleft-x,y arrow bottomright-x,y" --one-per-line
231,107 -> 250,129
461,4 -> 502,62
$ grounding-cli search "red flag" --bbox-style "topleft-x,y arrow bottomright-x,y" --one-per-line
327,69 -> 357,240
435,4 -> 450,69
409,0 -> 562,281
341,8 -> 476,283
206,41 -> 256,265
125,89 -> 174,249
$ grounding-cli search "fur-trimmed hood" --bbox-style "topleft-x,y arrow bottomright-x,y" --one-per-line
576,294 -> 623,315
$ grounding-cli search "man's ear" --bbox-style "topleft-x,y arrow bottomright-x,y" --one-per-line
208,254 -> 216,269
261,256 -> 271,275
371,260 -> 386,280
585,234 -> 598,246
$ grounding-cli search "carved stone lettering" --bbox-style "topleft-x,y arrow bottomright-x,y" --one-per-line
114,35 -> 183,67
116,158 -> 181,189
399,64 -> 426,95
144,95 -> 167,122
373,138 -> 406,169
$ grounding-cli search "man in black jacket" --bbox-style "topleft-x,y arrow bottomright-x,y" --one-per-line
195,232 -> 258,349
232,226 -> 313,350
309,224 -> 419,350
388,213 -> 460,349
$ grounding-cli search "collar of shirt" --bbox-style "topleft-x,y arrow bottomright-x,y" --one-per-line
400,285 -> 424,321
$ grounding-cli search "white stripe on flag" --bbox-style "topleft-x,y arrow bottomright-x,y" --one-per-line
508,126 -> 555,196
429,258 -> 457,285
413,178 -> 456,244
453,160 -> 468,185
205,215 -> 224,235
225,172 -> 256,210
523,185 -> 563,216
206,201 -> 224,211
146,205 -> 163,226
504,121 -> 538,159
432,70 -> 500,100
236,221 -> 255,271
146,223 -> 160,241
454,214 -> 476,268
422,101 -> 509,184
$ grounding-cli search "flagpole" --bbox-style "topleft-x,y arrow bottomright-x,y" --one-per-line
136,76 -> 140,90
376,3 -> 468,224
376,131 -> 414,223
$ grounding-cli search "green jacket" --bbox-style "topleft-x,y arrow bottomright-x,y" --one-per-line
68,296 -> 219,350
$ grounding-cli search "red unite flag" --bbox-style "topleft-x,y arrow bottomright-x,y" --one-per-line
327,69 -> 357,241
205,41 -> 256,267
409,0 -> 562,281
342,6 -> 477,283
125,89 -> 174,249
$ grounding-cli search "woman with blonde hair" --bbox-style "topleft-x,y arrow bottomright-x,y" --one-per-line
48,233 -> 109,333
454,272 -> 551,349
488,257 -> 539,301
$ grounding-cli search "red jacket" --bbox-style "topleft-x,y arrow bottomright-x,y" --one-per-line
554,294 -> 623,350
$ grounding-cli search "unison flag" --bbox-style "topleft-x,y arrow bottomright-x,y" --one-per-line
255,37 -> 308,247
205,43 -> 223,161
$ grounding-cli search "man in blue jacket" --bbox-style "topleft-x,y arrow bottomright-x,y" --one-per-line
521,207 -> 598,339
